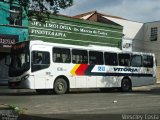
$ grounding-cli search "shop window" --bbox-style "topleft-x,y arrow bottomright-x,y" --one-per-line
150,27 -> 158,41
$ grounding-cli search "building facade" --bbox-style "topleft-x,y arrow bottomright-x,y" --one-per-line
0,0 -> 28,84
143,21 -> 160,80
29,13 -> 123,47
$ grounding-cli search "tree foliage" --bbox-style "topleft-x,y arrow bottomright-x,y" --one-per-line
12,0 -> 73,15
30,0 -> 73,14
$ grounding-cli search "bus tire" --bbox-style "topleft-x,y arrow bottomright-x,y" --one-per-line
54,78 -> 68,94
121,78 -> 132,92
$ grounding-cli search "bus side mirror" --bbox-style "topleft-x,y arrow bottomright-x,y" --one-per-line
5,55 -> 10,66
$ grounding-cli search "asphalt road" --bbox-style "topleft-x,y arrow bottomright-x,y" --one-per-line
0,85 -> 160,120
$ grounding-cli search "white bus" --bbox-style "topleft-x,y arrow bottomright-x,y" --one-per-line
8,40 -> 156,94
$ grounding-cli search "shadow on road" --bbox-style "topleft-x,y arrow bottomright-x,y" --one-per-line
0,90 -> 160,96
19,114 -> 66,120
0,84 -> 160,96
18,114 -> 122,120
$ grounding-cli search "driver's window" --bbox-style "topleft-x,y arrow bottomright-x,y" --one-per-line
31,51 -> 50,72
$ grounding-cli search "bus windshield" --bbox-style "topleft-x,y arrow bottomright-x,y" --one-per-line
9,41 -> 30,77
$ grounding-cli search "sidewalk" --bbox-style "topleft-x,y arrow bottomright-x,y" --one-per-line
133,83 -> 160,91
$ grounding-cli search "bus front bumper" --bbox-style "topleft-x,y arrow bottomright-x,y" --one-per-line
8,79 -> 30,89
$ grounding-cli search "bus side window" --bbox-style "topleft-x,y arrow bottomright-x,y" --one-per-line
89,51 -> 103,65
143,55 -> 153,67
131,55 -> 142,67
72,49 -> 88,64
104,52 -> 118,66
53,47 -> 71,63
118,53 -> 130,66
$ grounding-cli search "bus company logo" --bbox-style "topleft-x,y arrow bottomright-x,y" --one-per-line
114,68 -> 138,72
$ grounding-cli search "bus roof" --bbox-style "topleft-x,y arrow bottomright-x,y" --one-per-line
30,40 -> 122,52
29,40 -> 155,55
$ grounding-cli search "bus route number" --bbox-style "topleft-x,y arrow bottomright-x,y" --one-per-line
98,66 -> 105,72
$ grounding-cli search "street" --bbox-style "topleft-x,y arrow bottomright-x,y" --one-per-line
0,84 -> 160,120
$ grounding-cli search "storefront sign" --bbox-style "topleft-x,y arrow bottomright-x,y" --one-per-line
29,15 -> 123,47
30,20 -> 108,38
0,34 -> 18,48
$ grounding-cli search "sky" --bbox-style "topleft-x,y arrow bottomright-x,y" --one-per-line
59,0 -> 160,23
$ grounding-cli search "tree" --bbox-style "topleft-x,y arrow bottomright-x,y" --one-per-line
13,0 -> 73,15
29,0 -> 73,14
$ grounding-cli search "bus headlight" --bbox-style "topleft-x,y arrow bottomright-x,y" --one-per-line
21,74 -> 29,81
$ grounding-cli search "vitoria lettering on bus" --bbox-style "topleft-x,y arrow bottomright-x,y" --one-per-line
97,66 -> 138,73
114,68 -> 138,72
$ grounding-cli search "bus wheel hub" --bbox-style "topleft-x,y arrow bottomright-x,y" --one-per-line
58,83 -> 63,91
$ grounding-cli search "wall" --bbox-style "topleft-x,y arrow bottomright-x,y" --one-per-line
0,1 -> 10,25
0,1 -> 28,26
144,21 -> 160,82
144,21 -> 160,64
0,25 -> 28,42
103,16 -> 144,52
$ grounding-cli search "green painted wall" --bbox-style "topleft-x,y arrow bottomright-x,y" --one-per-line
0,1 -> 10,25
0,25 -> 28,41
0,0 -> 28,26
0,0 -> 28,43
29,14 -> 123,48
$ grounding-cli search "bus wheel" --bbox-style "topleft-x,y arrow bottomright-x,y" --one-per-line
54,78 -> 67,94
121,78 -> 132,92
